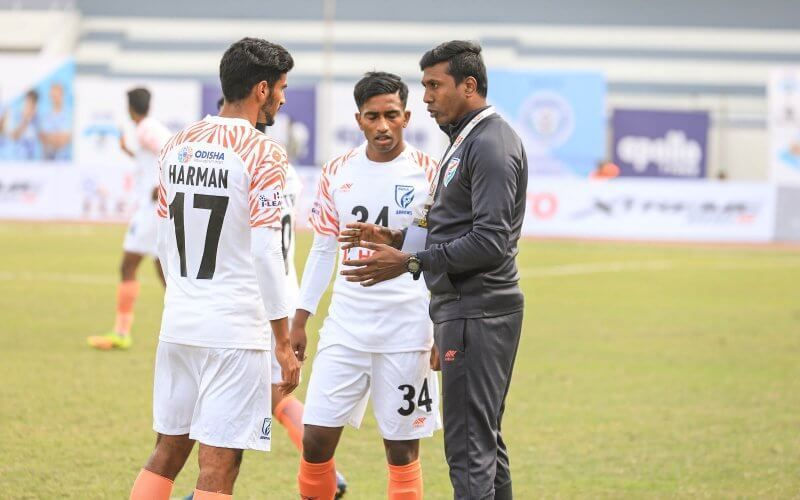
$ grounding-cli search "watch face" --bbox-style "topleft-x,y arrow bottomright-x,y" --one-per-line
408,258 -> 421,273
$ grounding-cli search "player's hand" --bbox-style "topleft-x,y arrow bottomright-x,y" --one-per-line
289,322 -> 308,362
339,222 -> 402,250
341,242 -> 408,287
274,340 -> 301,395
430,344 -> 441,371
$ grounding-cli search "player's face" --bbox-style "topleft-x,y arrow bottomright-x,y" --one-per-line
356,92 -> 410,160
422,61 -> 468,126
261,73 -> 288,127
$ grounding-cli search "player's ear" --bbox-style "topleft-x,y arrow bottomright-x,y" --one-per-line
463,76 -> 477,98
256,80 -> 269,101
403,110 -> 411,128
354,112 -> 365,131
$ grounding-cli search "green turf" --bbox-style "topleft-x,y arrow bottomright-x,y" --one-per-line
1,222 -> 799,499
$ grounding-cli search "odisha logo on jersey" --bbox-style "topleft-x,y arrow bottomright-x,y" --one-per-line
177,146 -> 193,163
395,185 -> 414,209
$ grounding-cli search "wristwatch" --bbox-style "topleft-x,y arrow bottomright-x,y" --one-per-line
406,254 -> 422,280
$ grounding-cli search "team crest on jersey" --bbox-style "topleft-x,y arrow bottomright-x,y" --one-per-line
260,417 -> 272,440
177,146 -> 193,164
443,157 -> 460,187
395,185 -> 415,209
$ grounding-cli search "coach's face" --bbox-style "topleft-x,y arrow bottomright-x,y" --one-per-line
260,73 -> 288,127
422,61 -> 469,126
356,92 -> 409,160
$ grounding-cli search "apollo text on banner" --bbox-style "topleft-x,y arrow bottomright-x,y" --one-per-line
612,108 -> 710,179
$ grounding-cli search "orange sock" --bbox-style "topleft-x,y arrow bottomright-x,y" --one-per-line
274,395 -> 304,451
387,460 -> 423,500
129,468 -> 173,500
114,280 -> 140,335
193,490 -> 232,499
298,457 -> 337,500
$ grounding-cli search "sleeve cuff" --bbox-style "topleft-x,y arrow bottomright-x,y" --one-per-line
417,248 -> 433,272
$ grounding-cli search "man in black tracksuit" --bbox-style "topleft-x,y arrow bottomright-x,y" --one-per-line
339,41 -> 527,499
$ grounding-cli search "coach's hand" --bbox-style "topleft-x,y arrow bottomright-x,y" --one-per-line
341,242 -> 409,286
339,222 -> 404,250
430,344 -> 441,371
275,340 -> 301,395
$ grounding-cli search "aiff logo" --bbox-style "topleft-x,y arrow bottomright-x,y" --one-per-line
395,185 -> 414,209
177,146 -> 193,163
260,417 -> 271,440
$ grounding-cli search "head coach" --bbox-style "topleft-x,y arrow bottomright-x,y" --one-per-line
337,40 -> 528,499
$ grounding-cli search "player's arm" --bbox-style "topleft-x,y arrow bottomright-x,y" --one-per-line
155,162 -> 169,275
291,232 -> 339,360
251,226 -> 300,394
249,148 -> 301,394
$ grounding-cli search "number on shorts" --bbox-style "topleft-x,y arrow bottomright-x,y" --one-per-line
397,378 -> 433,416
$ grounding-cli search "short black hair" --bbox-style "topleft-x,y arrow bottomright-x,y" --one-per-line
219,37 -> 294,103
419,40 -> 488,97
353,71 -> 408,110
26,89 -> 39,102
216,97 -> 224,111
127,87 -> 151,116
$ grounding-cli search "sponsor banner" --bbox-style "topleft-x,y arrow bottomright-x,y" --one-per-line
201,83 -> 317,166
0,56 -> 75,162
0,162 -> 136,222
325,82 -> 447,163
524,178 -> 776,242
0,164 -> 777,244
612,108 -> 710,179
74,77 -> 201,167
488,70 -> 606,177
768,68 -> 800,186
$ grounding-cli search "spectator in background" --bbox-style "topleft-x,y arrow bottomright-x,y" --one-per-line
590,160 -> 620,180
5,90 -> 41,160
39,82 -> 72,161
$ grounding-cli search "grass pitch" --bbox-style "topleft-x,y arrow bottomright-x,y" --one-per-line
1,222 -> 799,498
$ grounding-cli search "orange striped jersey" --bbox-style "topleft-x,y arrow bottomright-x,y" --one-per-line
155,115 -> 288,350
306,142 -> 439,353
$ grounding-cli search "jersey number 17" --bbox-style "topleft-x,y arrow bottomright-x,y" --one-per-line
169,191 -> 228,280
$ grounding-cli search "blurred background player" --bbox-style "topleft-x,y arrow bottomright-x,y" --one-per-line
128,37 -> 302,500
179,99 -> 348,500
87,87 -> 171,350
291,72 -> 439,500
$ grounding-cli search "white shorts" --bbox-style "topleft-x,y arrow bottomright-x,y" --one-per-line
123,202 -> 158,256
152,341 -> 273,451
303,344 -> 442,440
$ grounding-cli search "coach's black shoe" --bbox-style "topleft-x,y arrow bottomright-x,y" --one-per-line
335,470 -> 347,498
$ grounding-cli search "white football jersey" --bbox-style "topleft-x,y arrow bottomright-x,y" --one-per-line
309,142 -> 438,353
156,115 -> 287,350
281,164 -> 301,309
133,116 -> 172,207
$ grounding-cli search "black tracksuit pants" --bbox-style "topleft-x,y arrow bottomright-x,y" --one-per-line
434,311 -> 523,500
